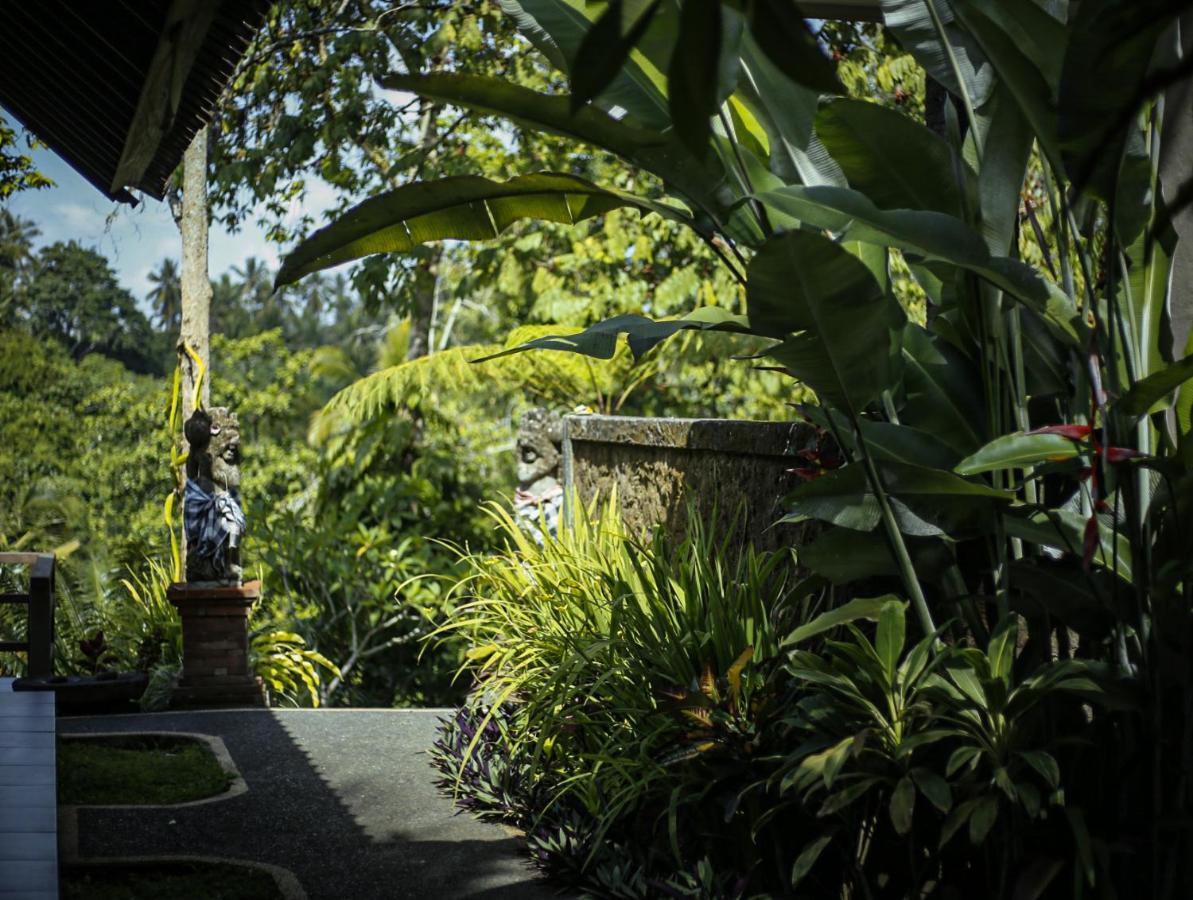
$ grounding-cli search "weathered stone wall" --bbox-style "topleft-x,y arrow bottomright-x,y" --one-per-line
561,415 -> 819,551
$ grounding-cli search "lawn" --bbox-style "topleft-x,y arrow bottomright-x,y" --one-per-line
58,734 -> 233,805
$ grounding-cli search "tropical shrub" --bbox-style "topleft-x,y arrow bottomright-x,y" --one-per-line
431,498 -> 820,893
274,0 -> 1193,894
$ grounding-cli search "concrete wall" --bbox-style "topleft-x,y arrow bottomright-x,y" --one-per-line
561,415 -> 819,551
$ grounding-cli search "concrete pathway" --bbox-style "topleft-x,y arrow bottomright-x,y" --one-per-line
59,709 -> 561,900
0,676 -> 58,900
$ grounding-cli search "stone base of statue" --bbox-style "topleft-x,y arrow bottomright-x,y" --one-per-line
167,580 -> 267,709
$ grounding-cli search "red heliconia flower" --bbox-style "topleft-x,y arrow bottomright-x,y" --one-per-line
1105,447 -> 1147,464
1081,514 -> 1100,572
1028,424 -> 1093,440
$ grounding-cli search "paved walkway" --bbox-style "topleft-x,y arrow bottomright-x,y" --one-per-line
0,677 -> 58,899
59,709 -> 560,900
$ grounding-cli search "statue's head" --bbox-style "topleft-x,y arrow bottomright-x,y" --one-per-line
516,408 -> 562,491
185,407 -> 241,491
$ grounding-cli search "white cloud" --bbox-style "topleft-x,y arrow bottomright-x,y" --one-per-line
52,201 -> 105,233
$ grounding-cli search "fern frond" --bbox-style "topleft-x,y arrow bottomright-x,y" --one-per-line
310,324 -> 642,444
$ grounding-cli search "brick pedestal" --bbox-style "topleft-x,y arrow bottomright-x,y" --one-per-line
168,581 -> 267,708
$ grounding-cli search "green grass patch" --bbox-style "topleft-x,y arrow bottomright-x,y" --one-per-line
63,862 -> 282,900
58,734 -> 234,805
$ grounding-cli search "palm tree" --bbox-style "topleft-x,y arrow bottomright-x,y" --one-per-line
0,209 -> 39,316
0,208 -> 39,271
146,257 -> 182,333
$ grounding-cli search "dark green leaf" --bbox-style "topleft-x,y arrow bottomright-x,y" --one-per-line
968,793 -> 999,843
951,1 -> 1061,171
816,99 -> 969,216
505,0 -> 671,128
876,600 -> 907,680
748,231 -> 905,411
746,0 -> 842,95
668,1 -> 743,156
791,834 -> 833,887
570,0 -> 662,112
1002,509 -> 1134,582
477,307 -> 752,363
911,767 -> 953,813
1059,0 -> 1188,198
783,594 -> 898,647
1117,352 -> 1193,417
890,774 -> 916,835
818,777 -> 881,817
1018,750 -> 1061,789
902,325 -> 985,454
881,0 -> 993,111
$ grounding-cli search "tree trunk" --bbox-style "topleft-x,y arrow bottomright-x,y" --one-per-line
404,99 -> 441,362
404,254 -> 438,360
178,126 -> 213,574
180,126 -> 212,415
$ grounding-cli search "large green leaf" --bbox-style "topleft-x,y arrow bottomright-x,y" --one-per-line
504,0 -> 671,128
1059,0 -> 1187,198
756,185 -> 989,265
1003,509 -> 1134,582
668,1 -> 744,156
951,1 -> 1062,171
737,33 -> 845,188
816,98 -> 969,217
275,173 -> 687,286
881,0 -> 994,114
569,0 -> 662,112
782,460 -> 1011,535
800,527 -> 952,585
956,431 -> 1084,475
1122,203 -> 1177,383
1117,353 -> 1193,417
745,0 -> 843,96
976,85 -> 1034,257
747,231 -> 905,411
477,307 -> 753,363
380,72 -> 746,244
800,406 -> 960,469
901,325 -> 985,454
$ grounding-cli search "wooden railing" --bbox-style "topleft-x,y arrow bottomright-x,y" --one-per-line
0,552 -> 55,677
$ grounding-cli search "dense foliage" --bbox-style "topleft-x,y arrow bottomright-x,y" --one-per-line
275,0 -> 1193,895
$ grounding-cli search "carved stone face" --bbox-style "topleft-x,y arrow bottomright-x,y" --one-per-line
516,408 -> 562,490
209,409 -> 241,491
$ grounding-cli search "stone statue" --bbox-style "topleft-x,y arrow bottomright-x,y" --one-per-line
514,408 -> 563,541
183,407 -> 245,585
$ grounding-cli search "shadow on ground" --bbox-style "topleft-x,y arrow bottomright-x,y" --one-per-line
59,709 -> 562,900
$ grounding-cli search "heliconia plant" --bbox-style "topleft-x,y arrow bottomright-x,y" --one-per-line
276,0 -> 1193,894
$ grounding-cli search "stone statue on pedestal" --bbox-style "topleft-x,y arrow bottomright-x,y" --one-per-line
514,408 -> 563,542
183,407 -> 245,585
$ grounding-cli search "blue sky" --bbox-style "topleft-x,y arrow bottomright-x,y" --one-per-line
4,114 -> 334,308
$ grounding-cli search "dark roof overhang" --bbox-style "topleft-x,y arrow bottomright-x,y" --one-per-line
0,0 -> 271,204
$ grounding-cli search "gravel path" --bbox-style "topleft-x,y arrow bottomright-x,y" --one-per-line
59,708 -> 560,900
